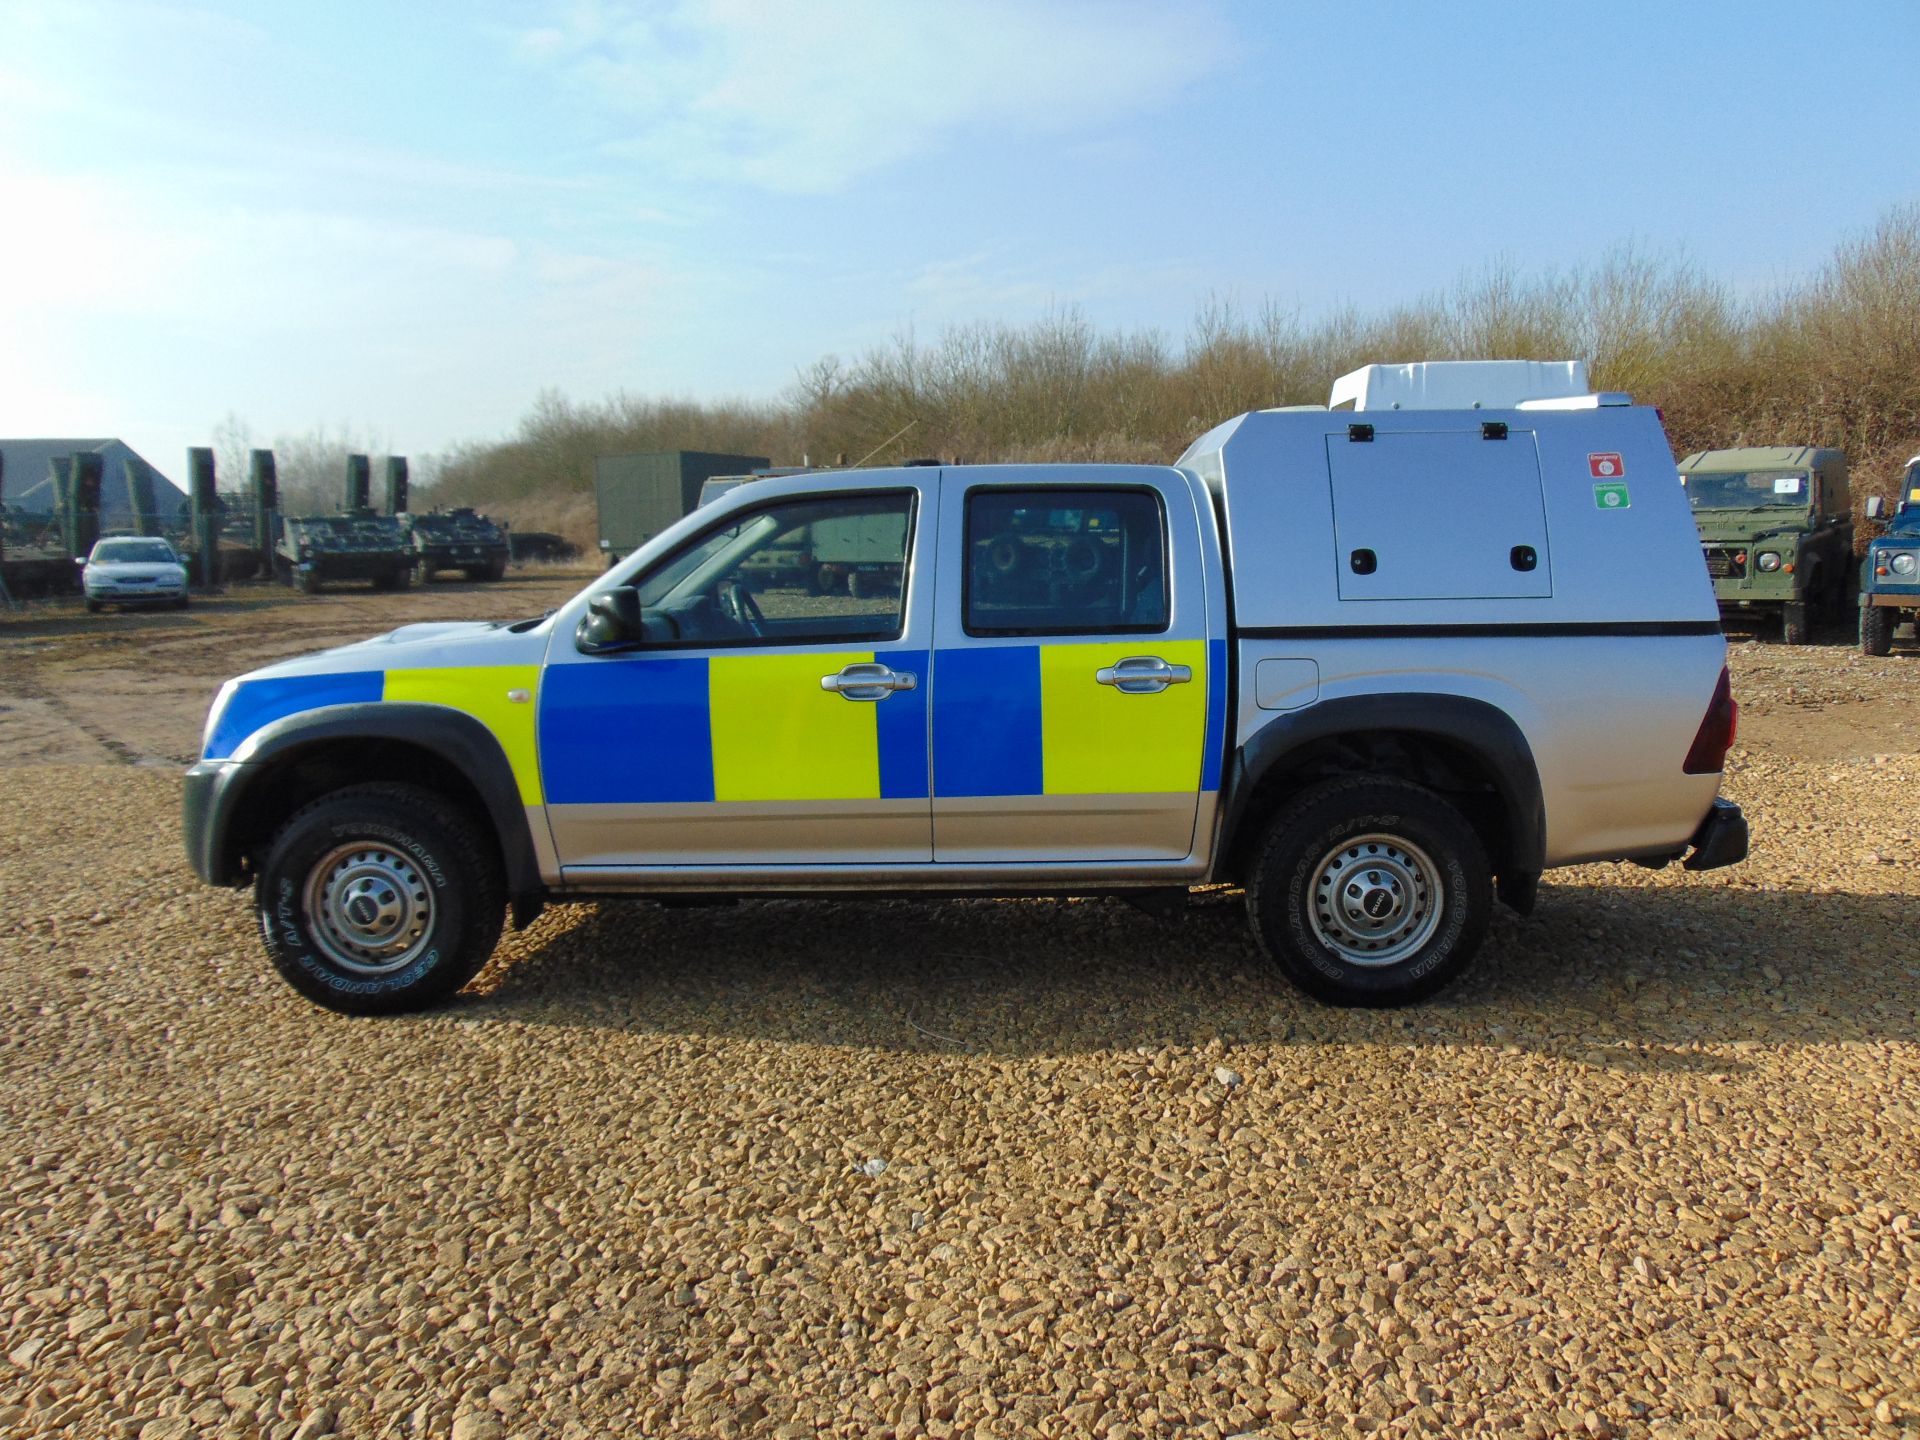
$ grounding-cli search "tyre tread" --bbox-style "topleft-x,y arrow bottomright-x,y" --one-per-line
258,782 -> 504,1015
1246,775 -> 1491,1008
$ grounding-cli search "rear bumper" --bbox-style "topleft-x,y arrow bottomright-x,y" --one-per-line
1682,797 -> 1749,872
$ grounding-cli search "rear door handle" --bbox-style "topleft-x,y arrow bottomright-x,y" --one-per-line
1095,655 -> 1191,694
821,662 -> 918,702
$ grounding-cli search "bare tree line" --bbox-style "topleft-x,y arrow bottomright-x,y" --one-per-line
281,206 -> 1920,543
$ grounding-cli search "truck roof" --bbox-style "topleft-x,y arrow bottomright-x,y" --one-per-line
1676,446 -> 1845,473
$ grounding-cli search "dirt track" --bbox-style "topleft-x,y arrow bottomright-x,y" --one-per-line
1,575 -> 1916,1439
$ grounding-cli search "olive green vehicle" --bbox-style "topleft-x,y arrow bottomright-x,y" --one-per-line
1678,447 -> 1853,644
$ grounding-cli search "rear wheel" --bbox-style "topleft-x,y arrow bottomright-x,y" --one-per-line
1246,777 -> 1491,1007
1861,604 -> 1894,657
298,569 -> 321,595
256,783 -> 503,1015
85,598 -> 102,613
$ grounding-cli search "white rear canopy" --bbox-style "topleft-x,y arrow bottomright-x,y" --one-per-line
1329,360 -> 1594,411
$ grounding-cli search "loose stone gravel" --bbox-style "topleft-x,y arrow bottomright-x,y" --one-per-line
1,591 -> 1916,1438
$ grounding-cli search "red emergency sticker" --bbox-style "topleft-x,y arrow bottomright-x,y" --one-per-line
1588,452 -> 1625,479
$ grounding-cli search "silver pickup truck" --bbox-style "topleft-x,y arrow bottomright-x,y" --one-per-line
184,360 -> 1746,1014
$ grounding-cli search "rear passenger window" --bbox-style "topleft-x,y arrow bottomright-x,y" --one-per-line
964,488 -> 1168,635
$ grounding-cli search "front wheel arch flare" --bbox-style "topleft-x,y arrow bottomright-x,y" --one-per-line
211,703 -> 541,896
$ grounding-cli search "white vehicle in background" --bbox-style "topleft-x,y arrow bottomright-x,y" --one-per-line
82,536 -> 190,612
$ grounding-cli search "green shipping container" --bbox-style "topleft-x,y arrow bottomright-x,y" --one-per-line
595,451 -> 769,565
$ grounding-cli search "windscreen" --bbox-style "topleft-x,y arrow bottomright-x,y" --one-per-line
94,540 -> 176,564
1684,470 -> 1811,510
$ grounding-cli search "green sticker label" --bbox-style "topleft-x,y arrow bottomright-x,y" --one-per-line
1594,482 -> 1631,510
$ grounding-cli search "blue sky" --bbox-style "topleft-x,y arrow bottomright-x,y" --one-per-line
1,0 -> 1916,479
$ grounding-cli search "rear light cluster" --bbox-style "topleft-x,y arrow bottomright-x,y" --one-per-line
1683,666 -> 1738,775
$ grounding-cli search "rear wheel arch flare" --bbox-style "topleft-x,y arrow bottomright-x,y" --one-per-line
1222,693 -> 1544,879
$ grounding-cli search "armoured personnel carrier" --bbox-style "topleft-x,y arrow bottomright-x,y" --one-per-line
275,454 -> 413,594
276,513 -> 412,594
402,507 -> 510,583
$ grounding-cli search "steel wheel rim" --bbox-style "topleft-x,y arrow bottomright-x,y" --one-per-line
1306,833 -> 1443,967
303,842 -> 436,976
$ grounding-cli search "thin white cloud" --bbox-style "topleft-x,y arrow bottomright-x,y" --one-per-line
515,0 -> 1232,193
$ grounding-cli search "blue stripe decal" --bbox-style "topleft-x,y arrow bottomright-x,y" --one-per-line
1201,636 -> 1228,792
205,670 -> 384,759
539,658 -> 715,804
876,648 -> 930,800
932,645 -> 1042,797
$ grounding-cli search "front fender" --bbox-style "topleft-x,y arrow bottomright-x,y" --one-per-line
184,702 -> 542,895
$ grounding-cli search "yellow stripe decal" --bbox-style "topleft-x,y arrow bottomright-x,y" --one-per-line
1039,640 -> 1208,795
383,665 -> 545,805
709,652 -> 879,802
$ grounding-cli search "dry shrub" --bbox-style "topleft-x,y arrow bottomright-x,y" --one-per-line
424,206 -> 1920,534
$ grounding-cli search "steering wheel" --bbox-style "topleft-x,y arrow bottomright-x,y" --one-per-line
717,578 -> 765,637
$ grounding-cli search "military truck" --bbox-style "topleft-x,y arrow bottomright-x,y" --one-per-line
1678,446 -> 1852,644
1859,453 -> 1920,656
595,451 -> 769,566
402,507 -> 510,583
276,515 -> 413,594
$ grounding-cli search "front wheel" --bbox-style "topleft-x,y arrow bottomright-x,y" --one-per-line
1782,602 -> 1810,645
1861,604 -> 1894,657
1246,777 -> 1491,1007
256,783 -> 504,1015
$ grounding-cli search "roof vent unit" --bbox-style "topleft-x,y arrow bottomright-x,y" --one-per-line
1329,360 -> 1601,412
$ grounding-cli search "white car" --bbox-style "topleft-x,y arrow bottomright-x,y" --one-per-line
82,537 -> 190,612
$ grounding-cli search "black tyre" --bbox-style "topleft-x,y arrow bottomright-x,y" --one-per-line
175,594 -> 190,610
1246,777 -> 1492,1007
1861,604 -> 1894,657
85,599 -> 102,614
255,783 -> 504,1015
1782,602 -> 1810,645
298,569 -> 321,595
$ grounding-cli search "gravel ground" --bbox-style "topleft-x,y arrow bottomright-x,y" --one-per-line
1,583 -> 1917,1439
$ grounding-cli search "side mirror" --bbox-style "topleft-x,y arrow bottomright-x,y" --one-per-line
578,586 -> 644,652
1866,495 -> 1886,521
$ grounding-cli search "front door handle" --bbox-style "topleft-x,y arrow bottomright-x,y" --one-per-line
821,662 -> 918,702
1095,655 -> 1192,694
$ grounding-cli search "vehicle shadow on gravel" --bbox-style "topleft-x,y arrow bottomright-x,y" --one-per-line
462,882 -> 1919,1062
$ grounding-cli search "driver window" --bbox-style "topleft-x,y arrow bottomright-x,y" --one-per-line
638,492 -> 913,647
